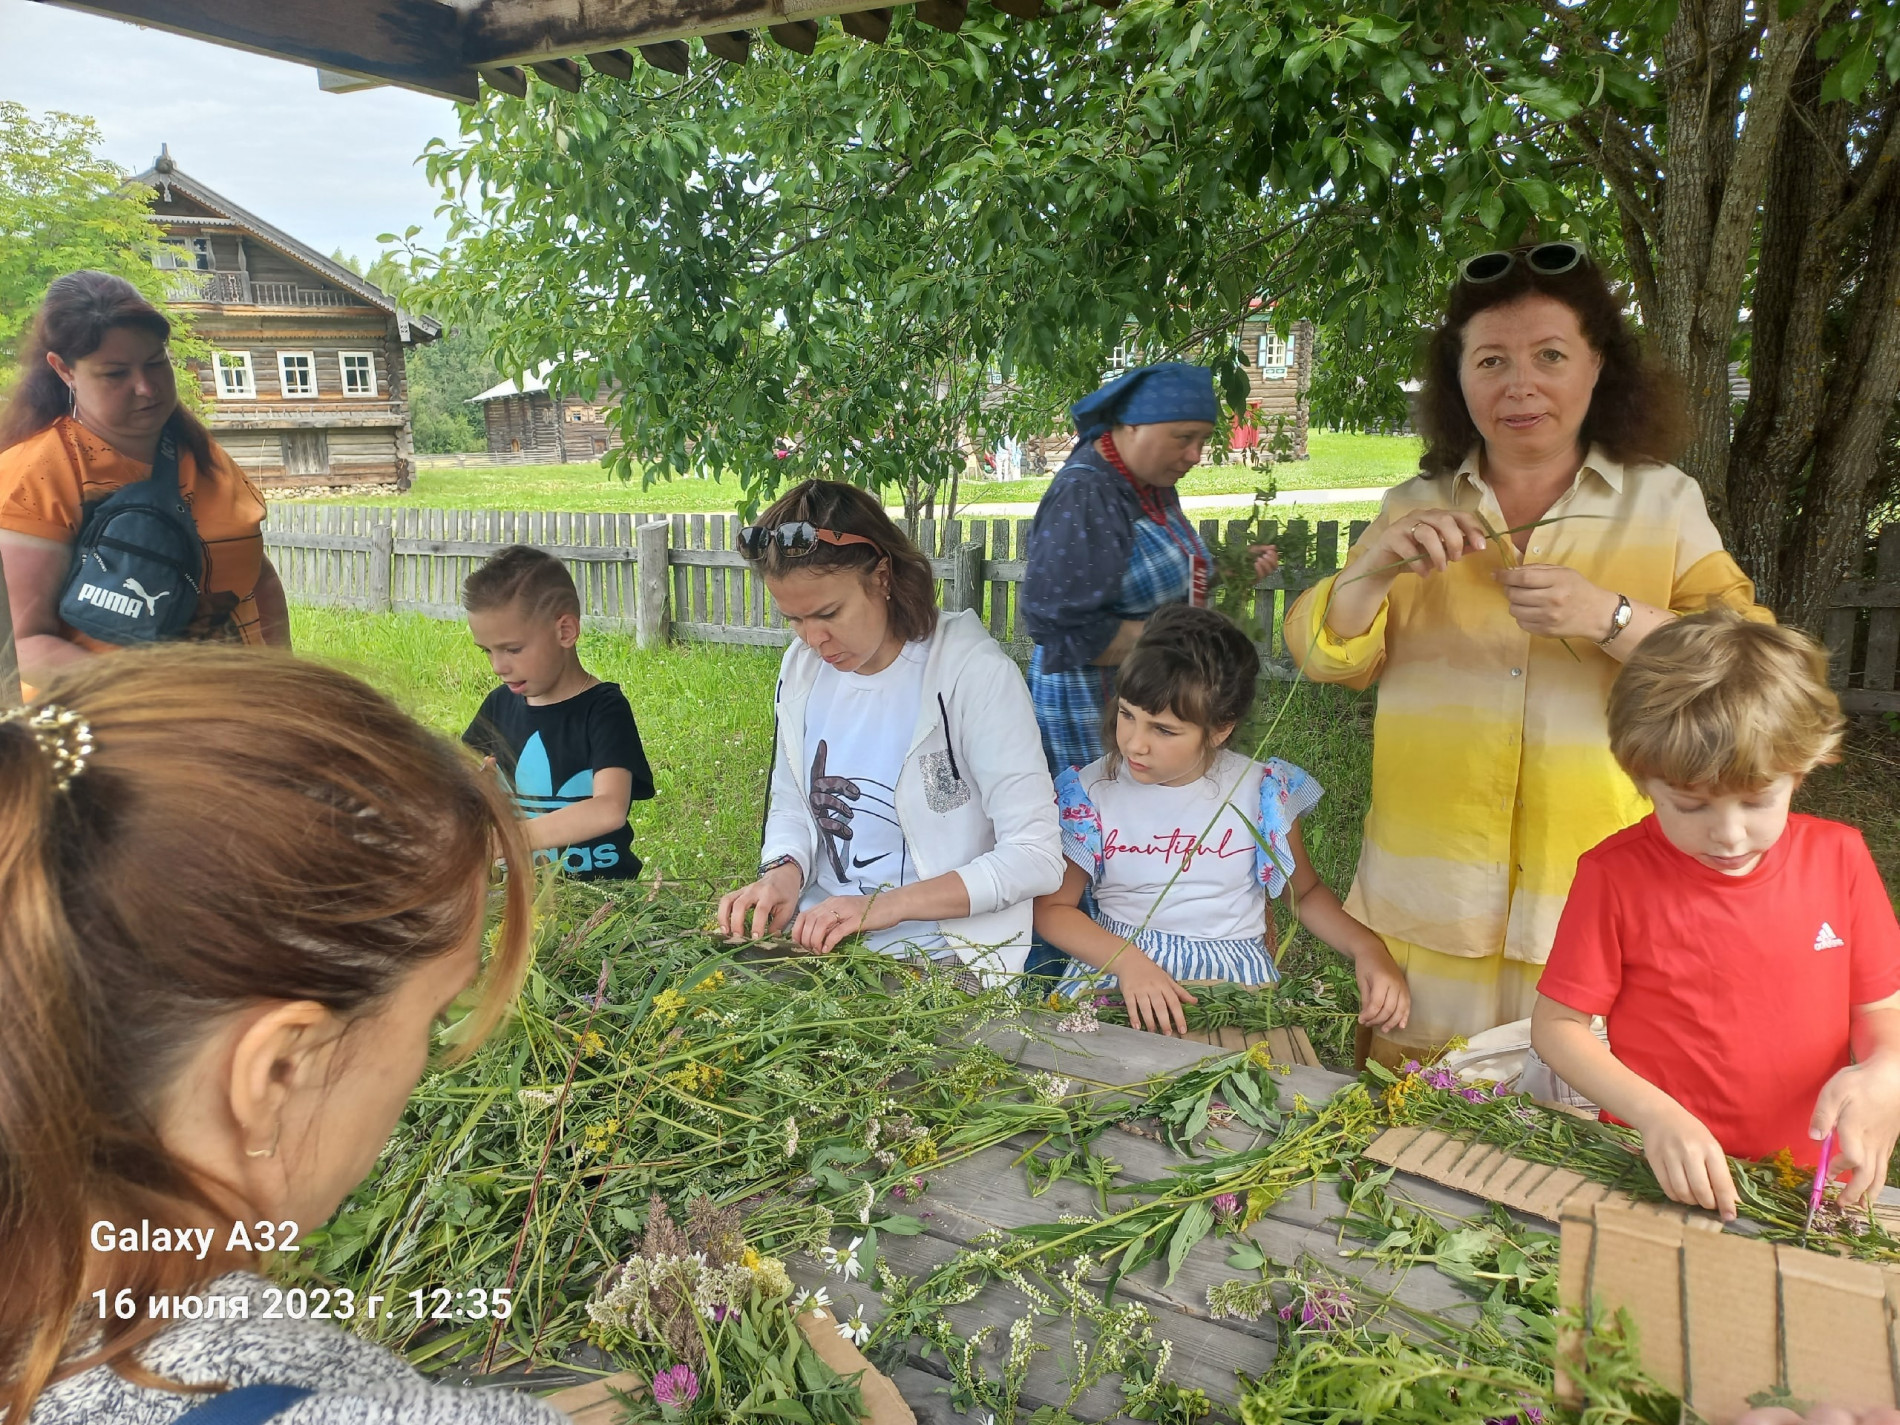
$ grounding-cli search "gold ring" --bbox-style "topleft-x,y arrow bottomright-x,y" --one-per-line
1408,523 -> 1425,538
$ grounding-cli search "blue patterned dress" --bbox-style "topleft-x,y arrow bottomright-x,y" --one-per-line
1050,755 -> 1323,997
1022,443 -> 1210,773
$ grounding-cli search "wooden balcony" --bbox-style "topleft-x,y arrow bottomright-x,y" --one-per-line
165,271 -> 366,308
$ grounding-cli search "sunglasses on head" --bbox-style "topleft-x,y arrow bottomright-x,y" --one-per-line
737,521 -> 881,560
1458,241 -> 1587,285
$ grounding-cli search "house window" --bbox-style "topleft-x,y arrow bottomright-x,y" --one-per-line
1110,339 -> 1138,371
339,351 -> 377,396
156,237 -> 212,271
215,351 -> 255,398
278,352 -> 316,398
1255,331 -> 1289,376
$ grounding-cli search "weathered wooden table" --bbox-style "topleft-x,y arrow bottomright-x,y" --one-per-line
777,1013 -> 1525,1423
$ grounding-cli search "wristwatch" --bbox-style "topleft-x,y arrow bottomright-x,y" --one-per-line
1597,593 -> 1633,646
758,854 -> 801,879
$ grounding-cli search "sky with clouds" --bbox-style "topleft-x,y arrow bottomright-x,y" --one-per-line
1,0 -> 465,265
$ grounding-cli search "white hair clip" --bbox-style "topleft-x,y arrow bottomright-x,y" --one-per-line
3,703 -> 95,792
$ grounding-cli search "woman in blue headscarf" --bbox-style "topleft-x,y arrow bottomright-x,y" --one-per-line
1021,362 -> 1278,772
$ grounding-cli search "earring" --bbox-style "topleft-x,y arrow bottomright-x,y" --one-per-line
244,1128 -> 280,1160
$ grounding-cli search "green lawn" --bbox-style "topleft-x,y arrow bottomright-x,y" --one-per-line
301,432 -> 1421,515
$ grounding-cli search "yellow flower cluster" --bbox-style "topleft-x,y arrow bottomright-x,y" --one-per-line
666,1061 -> 723,1096
1382,1074 -> 1419,1124
904,1135 -> 940,1167
690,971 -> 727,994
1770,1147 -> 1803,1190
581,1118 -> 622,1156
1247,1043 -> 1277,1071
650,987 -> 688,1027
576,1031 -> 606,1058
750,1251 -> 792,1299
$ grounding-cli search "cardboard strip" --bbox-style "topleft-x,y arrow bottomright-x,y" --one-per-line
544,1371 -> 647,1424
1778,1247 -> 1893,1412
1681,1220 -> 1778,1424
1555,1198 -> 1596,1406
1589,1204 -> 1688,1397
1363,1125 -> 1645,1222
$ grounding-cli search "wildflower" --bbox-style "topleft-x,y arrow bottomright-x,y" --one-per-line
1459,1085 -> 1492,1103
857,1182 -> 876,1225
651,987 -> 688,1026
753,1256 -> 792,1299
791,1285 -> 831,1314
689,971 -> 726,994
1247,1043 -> 1277,1070
903,1135 -> 939,1167
1423,1066 -> 1458,1091
516,1088 -> 561,1110
1400,1059 -> 1423,1075
1770,1148 -> 1803,1190
1028,1071 -> 1070,1104
1206,1277 -> 1275,1322
890,1175 -> 926,1202
820,1236 -> 865,1280
837,1309 -> 871,1346
1277,1281 -> 1353,1332
650,1363 -> 699,1410
784,1116 -> 800,1160
576,1030 -> 606,1058
1211,1193 -> 1242,1224
1058,999 -> 1100,1034
581,1118 -> 622,1157
741,1247 -> 760,1270
1044,990 -> 1069,1011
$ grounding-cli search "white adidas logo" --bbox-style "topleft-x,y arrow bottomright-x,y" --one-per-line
1814,922 -> 1846,951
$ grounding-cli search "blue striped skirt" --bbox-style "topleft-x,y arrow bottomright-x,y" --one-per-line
1053,911 -> 1280,1000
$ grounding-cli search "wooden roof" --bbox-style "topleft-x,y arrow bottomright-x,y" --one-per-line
33,0 -> 1045,103
132,148 -> 442,339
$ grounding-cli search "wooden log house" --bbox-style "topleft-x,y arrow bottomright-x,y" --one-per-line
470,364 -> 623,463
134,148 -> 441,491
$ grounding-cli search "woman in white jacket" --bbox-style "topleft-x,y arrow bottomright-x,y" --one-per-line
717,480 -> 1064,979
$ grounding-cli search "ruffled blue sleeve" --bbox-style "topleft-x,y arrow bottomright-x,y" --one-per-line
1053,766 -> 1104,881
1253,758 -> 1322,897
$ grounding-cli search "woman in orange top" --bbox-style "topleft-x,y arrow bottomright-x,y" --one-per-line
0,271 -> 289,694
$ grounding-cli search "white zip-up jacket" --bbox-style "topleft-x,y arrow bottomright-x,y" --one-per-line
761,609 -> 1064,977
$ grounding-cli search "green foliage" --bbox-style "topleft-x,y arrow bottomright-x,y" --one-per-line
0,102 -> 206,402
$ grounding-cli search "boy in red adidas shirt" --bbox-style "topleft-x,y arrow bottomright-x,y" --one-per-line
1532,612 -> 1900,1220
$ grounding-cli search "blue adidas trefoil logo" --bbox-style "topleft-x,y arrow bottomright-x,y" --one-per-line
509,732 -> 620,873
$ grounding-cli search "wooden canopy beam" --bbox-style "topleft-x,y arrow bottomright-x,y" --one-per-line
766,19 -> 817,54
702,29 -> 750,63
841,7 -> 891,43
466,0 -> 897,66
34,0 -> 478,101
639,39 -> 690,73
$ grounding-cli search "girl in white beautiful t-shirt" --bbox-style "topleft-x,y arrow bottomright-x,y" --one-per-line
1032,605 -> 1412,1036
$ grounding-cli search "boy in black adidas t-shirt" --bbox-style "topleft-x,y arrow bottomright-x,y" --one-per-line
462,546 -> 655,879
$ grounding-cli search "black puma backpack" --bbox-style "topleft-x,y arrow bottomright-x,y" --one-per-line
57,418 -> 203,644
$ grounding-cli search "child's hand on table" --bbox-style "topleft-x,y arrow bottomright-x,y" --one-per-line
1350,939 -> 1410,1032
1115,953 -> 1197,1037
1811,1051 -> 1900,1208
1631,1098 -> 1739,1220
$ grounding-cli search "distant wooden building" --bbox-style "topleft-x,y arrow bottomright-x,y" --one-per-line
470,365 -> 621,462
1230,311 -> 1315,461
134,147 -> 440,490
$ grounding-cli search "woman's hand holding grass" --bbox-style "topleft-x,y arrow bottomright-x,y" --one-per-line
1323,509 -> 1491,640
1350,939 -> 1411,1033
719,861 -> 804,940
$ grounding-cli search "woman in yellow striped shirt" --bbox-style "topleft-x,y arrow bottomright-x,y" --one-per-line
1285,243 -> 1770,1065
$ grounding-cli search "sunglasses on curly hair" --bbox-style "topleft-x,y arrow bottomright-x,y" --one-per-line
737,521 -> 881,560
1458,241 -> 1587,285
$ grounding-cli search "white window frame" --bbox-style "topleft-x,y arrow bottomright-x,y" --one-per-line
338,350 -> 378,397
1255,330 -> 1289,374
277,351 -> 317,399
214,350 -> 256,399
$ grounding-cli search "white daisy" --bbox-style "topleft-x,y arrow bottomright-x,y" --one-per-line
791,1285 -> 831,1313
836,1309 -> 871,1346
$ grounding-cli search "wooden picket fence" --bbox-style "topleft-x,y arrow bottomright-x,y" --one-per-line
261,506 -> 1900,704
1827,524 -> 1900,715
261,504 -> 1368,674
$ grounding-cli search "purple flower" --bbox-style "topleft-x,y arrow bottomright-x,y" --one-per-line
1212,1193 -> 1242,1222
652,1363 -> 699,1410
1093,995 -> 1113,1008
1279,1283 -> 1352,1331
710,1304 -> 733,1323
1460,1086 -> 1491,1103
1423,1067 -> 1458,1091
1400,1059 -> 1423,1076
